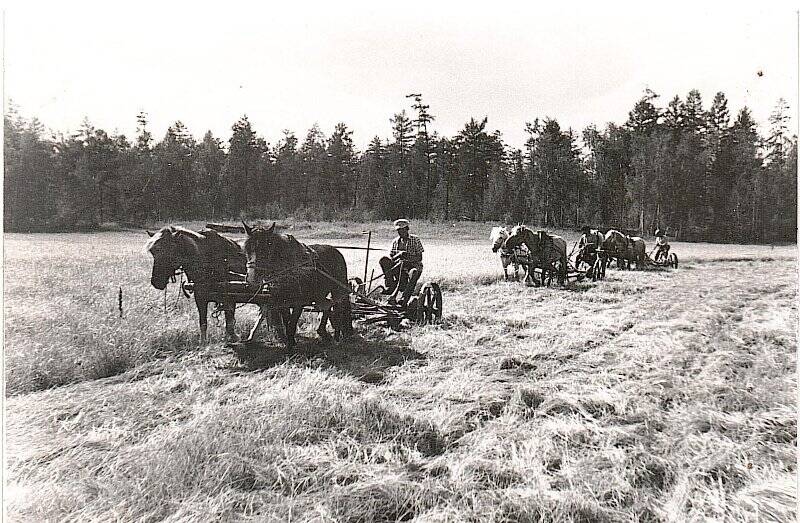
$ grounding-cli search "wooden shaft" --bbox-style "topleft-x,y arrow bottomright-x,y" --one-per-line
363,230 -> 371,284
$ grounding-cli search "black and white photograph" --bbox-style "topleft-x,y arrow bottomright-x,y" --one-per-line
3,2 -> 798,521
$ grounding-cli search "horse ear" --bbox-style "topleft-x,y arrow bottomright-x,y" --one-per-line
268,222 -> 276,233
242,220 -> 253,236
146,230 -> 155,237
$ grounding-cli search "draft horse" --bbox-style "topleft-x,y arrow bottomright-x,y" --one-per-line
146,225 -> 245,344
490,226 -> 529,281
602,230 -> 646,269
503,226 -> 567,286
242,221 -> 353,348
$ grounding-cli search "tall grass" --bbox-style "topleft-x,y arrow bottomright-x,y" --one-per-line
4,227 -> 797,521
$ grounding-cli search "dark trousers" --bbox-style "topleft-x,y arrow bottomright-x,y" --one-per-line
379,256 -> 422,302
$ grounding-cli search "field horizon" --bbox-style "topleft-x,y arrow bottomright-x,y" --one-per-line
4,223 -> 797,521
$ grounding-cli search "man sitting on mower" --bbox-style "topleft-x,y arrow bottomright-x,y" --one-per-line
653,228 -> 670,262
378,219 -> 424,307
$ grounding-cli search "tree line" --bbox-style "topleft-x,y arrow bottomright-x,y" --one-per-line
4,90 -> 796,242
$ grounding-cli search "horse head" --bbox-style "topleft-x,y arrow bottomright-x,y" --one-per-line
602,230 -> 624,254
145,226 -> 198,290
490,226 -> 509,253
504,225 -> 535,253
243,221 -> 278,285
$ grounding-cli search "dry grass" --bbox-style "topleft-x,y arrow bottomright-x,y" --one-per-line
4,225 -> 797,522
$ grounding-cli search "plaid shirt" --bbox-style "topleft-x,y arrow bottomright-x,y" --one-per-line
391,234 -> 424,270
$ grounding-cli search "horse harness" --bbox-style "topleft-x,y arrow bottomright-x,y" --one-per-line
244,235 -> 320,278
501,246 -> 530,266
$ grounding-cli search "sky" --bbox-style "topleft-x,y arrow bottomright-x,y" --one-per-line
4,1 -> 798,150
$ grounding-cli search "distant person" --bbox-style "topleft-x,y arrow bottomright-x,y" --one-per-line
379,219 -> 424,306
578,225 -> 604,252
653,228 -> 670,262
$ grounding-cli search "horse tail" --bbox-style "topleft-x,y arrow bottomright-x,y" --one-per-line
329,249 -> 350,301
328,248 -> 352,337
337,296 -> 353,337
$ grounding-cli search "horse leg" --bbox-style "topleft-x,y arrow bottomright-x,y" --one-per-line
195,296 -> 208,345
336,298 -> 353,340
317,309 -> 332,342
524,267 -> 535,286
285,307 -> 303,349
316,301 -> 334,343
314,297 -> 333,341
271,309 -> 288,342
328,303 -> 341,341
327,299 -> 346,342
224,301 -> 239,343
281,308 -> 292,341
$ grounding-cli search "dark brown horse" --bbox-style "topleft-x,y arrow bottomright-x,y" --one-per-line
603,229 -> 630,269
627,236 -> 647,269
242,221 -> 352,348
603,230 -> 646,269
146,225 -> 245,344
503,226 -> 567,286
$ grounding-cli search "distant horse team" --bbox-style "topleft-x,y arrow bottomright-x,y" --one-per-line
489,225 -> 666,286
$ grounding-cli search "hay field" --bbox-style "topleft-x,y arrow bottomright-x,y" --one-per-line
4,223 -> 797,522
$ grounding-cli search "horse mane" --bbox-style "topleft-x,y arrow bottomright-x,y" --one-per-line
489,226 -> 509,245
246,227 -> 311,272
199,228 -> 244,256
509,224 -> 528,236
145,225 -> 204,252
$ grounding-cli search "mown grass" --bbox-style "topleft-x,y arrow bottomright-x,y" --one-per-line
4,226 -> 798,521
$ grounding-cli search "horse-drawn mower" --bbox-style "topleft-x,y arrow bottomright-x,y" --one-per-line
348,277 -> 443,329
178,224 -> 444,334
181,276 -> 443,331
647,249 -> 679,269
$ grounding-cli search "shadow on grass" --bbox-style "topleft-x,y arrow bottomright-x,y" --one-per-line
228,333 -> 425,384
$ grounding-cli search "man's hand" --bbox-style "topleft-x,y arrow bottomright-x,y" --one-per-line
393,251 -> 408,261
